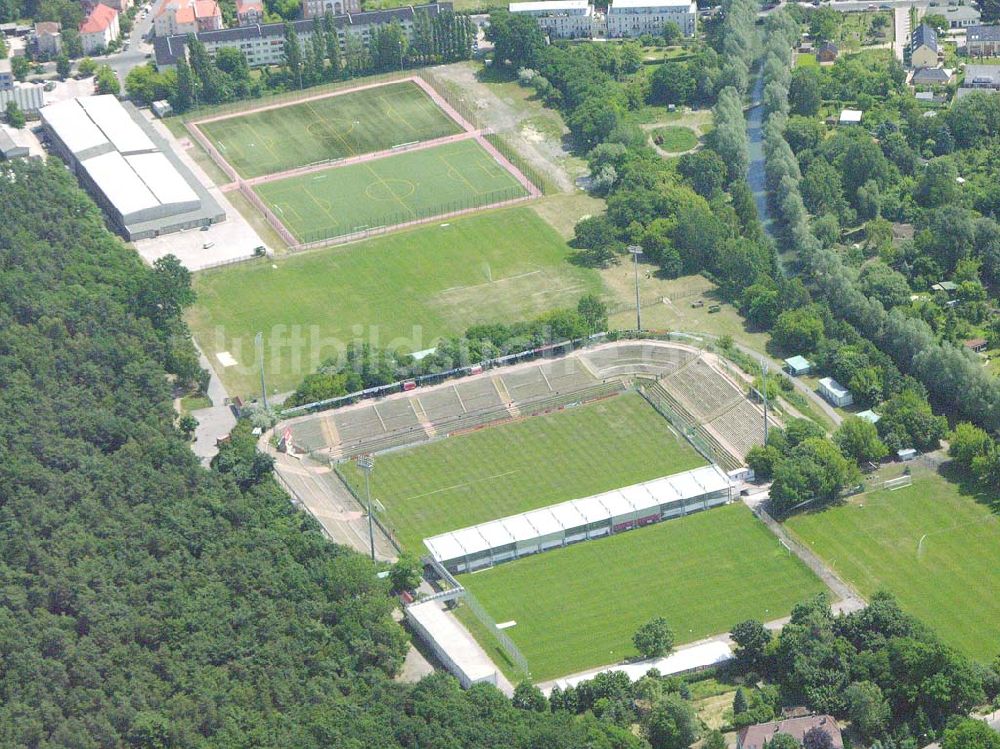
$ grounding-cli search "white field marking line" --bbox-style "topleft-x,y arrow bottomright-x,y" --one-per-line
437,270 -> 544,295
497,621 -> 517,630
917,514 -> 999,556
401,469 -> 520,502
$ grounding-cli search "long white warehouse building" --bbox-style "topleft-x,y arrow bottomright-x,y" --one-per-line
40,96 -> 223,240
425,464 -> 732,574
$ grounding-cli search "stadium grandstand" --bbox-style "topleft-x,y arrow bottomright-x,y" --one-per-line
283,340 -> 769,467
423,465 -> 733,574
40,96 -> 223,239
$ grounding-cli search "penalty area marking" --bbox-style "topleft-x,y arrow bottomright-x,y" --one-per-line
496,621 -> 517,630
402,469 -> 521,502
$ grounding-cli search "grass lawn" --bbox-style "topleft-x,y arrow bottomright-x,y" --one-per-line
197,80 -> 461,178
785,470 -> 1000,661
460,502 -> 826,681
188,206 -> 603,396
339,392 -> 706,551
650,125 -> 699,153
254,139 -> 527,243
795,53 -> 818,68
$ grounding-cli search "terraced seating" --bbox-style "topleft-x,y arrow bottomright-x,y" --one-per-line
709,400 -> 767,459
641,381 -> 741,471
663,358 -> 744,421
581,343 -> 695,379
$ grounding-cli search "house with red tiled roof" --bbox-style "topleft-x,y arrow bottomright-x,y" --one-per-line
236,0 -> 264,25
154,0 -> 222,37
737,715 -> 844,749
80,3 -> 120,55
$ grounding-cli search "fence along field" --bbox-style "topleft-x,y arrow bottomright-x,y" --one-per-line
458,503 -> 827,681
338,392 -> 706,552
254,139 -> 528,243
196,80 -> 463,179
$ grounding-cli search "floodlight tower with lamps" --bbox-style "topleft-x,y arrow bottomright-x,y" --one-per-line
357,453 -> 376,561
628,245 -> 643,332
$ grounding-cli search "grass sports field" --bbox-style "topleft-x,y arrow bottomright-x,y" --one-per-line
188,206 -> 603,395
197,80 -> 462,178
339,393 -> 706,551
460,503 -> 826,681
785,471 -> 1000,661
254,139 -> 527,242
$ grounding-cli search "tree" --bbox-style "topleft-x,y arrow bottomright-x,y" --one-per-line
949,422 -> 992,468
845,681 -> 890,741
803,726 -> 835,749
77,56 -> 97,76
921,12 -> 948,32
512,680 -> 549,712
770,437 -> 861,513
915,158 -> 959,208
4,99 -> 24,128
324,11 -> 341,79
772,307 -> 825,353
649,61 -> 695,106
56,53 -> 70,79
173,56 -> 195,112
645,694 -> 699,749
809,5 -> 843,40
789,68 -> 821,116
633,617 -> 674,659
388,554 -> 422,593
677,150 -> 727,199
767,733 -> 801,749
941,719 -> 1000,749
10,54 -> 29,82
95,64 -> 119,95
577,294 -> 608,333
731,619 -> 772,669
283,22 -> 303,88
571,215 -> 623,266
746,443 -> 782,481
702,730 -> 726,749
733,687 -> 749,715
835,416 -> 888,465
486,10 -> 545,69
178,413 -> 198,440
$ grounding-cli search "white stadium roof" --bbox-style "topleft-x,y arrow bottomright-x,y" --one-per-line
40,99 -> 109,156
424,465 -> 731,564
127,152 -> 199,206
81,151 -> 160,218
78,95 -> 156,154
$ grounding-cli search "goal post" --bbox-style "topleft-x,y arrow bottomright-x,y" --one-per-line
882,475 -> 913,491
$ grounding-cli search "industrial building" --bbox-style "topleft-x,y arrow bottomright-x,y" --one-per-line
154,3 -> 447,68
424,465 -> 732,574
40,96 -> 223,240
606,0 -> 697,38
509,0 -> 595,39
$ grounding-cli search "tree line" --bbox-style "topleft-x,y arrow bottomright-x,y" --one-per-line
126,10 -> 474,111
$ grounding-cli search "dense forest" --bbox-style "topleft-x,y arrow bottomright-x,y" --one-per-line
0,158 -> 650,747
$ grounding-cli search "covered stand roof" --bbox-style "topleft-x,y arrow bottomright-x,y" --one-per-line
424,465 -> 731,564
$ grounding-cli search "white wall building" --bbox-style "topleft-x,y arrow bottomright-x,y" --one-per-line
79,3 -> 120,55
509,0 -> 594,39
607,0 -> 696,38
818,377 -> 853,408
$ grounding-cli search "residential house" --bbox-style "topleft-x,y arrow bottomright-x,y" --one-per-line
154,0 -> 223,37
819,377 -> 853,408
839,108 -> 863,125
911,24 -> 940,68
33,21 -> 62,56
738,715 -> 844,749
942,4 -> 980,28
964,338 -> 988,353
606,0 -> 697,38
80,4 -> 120,55
302,0 -> 361,19
966,24 -> 1000,56
509,1 -> 595,39
236,0 -> 264,26
911,66 -> 953,85
817,40 -> 838,62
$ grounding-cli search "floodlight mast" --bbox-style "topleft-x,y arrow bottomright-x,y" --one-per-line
357,453 -> 376,561
255,331 -> 268,411
628,245 -> 643,332
760,359 -> 769,444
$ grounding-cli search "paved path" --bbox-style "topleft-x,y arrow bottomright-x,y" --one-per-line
270,452 -> 398,561
742,490 -> 866,612
189,343 -> 236,466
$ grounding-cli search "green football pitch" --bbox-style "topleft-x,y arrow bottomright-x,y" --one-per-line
785,471 -> 1000,662
197,80 -> 462,178
459,503 -> 826,681
188,206 -> 603,396
338,393 -> 707,552
254,139 -> 527,243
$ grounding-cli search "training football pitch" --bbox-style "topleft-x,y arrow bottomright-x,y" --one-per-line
254,139 -> 527,243
188,206 -> 602,396
197,80 -> 462,178
338,393 -> 706,552
459,503 -> 826,681
785,471 -> 1000,662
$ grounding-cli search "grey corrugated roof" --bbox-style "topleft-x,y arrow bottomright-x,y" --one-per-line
912,67 -> 950,83
155,2 -> 448,65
